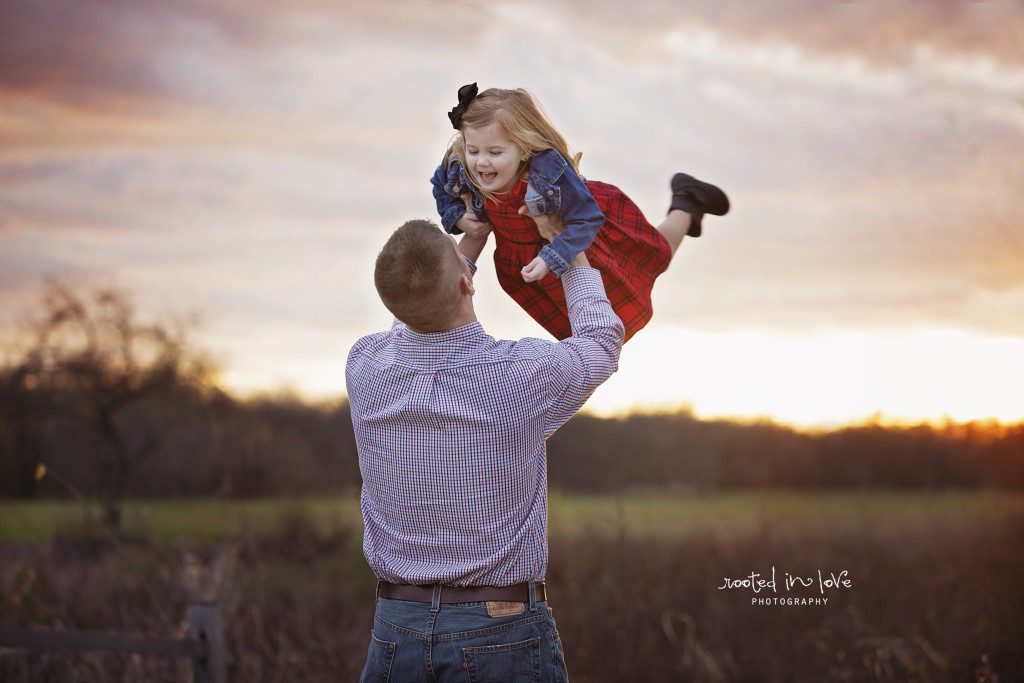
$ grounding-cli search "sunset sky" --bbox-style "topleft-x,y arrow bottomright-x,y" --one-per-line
1,0 -> 1022,427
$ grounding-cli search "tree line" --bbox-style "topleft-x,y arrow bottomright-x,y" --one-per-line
1,285 -> 1021,513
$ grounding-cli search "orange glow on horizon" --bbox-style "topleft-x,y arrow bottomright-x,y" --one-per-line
212,327 -> 1024,433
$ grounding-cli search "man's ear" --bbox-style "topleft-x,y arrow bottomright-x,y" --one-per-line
460,273 -> 475,296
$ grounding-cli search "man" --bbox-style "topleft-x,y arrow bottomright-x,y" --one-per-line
346,213 -> 624,681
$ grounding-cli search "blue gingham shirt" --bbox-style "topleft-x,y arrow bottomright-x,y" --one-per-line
346,258 -> 625,586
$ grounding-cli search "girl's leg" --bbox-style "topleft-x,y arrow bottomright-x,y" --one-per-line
655,209 -> 692,257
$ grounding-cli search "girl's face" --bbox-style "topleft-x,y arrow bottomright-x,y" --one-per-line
463,122 -> 526,194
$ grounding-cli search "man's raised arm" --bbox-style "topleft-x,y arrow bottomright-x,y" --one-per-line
542,251 -> 625,438
458,233 -> 489,264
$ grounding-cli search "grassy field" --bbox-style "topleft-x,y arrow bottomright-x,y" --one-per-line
2,490 -> 1021,541
2,491 -> 1023,681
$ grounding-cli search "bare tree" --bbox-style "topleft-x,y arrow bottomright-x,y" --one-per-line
19,282 -> 212,527
0,364 -> 50,498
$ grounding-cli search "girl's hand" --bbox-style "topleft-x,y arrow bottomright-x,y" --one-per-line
456,193 -> 492,238
517,205 -> 565,242
521,256 -> 550,282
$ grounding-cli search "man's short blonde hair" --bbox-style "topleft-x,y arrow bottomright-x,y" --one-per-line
374,219 -> 467,331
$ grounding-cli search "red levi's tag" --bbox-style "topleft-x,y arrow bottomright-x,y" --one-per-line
486,601 -> 525,617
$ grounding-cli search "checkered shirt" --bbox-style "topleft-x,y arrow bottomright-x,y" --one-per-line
346,260 -> 624,586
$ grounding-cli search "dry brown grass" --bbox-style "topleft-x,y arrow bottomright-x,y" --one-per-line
1,506 -> 1022,681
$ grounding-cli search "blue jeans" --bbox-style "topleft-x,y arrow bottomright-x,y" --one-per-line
359,582 -> 569,682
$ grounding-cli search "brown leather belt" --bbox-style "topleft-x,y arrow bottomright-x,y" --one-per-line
377,581 -> 547,604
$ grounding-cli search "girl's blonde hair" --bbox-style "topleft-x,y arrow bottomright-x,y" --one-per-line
445,87 -> 582,201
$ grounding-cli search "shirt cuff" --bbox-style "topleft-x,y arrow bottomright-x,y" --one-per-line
538,244 -> 571,278
560,264 -> 604,300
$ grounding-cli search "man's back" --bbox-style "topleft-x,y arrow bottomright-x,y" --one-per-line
347,266 -> 625,587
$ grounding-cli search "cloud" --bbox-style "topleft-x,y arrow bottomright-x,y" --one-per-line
1,0 -> 183,107
0,0 -> 482,112
4,0 -> 1021,116
574,0 -> 1024,69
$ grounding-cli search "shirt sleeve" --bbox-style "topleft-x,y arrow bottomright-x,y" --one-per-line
542,266 -> 625,438
536,167 -> 605,278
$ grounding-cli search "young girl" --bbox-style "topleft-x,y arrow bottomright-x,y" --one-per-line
430,83 -> 729,343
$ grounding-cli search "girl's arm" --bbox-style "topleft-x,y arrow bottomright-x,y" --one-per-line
536,165 -> 605,278
430,161 -> 468,234
431,160 -> 490,237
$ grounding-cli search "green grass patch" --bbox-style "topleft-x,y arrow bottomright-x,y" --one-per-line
548,489 -> 1024,539
1,490 -> 1021,542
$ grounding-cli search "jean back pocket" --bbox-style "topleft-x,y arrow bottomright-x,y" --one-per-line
463,636 -> 541,682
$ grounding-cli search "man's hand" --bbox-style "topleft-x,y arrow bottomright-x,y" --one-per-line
521,256 -> 551,282
456,193 -> 492,238
517,205 -> 565,243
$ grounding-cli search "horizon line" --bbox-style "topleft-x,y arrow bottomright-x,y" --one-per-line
214,384 -> 1024,434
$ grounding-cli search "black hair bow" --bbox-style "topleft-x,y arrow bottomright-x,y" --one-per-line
447,82 -> 478,130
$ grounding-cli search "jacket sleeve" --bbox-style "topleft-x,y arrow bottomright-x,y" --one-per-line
431,161 -> 468,235
536,166 -> 605,278
541,266 -> 625,438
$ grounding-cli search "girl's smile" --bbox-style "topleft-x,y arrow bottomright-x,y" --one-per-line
463,122 -> 526,194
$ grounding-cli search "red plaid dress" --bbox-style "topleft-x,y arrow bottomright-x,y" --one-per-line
487,178 -> 673,343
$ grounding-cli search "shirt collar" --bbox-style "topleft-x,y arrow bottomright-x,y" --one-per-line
396,320 -> 488,366
401,320 -> 484,344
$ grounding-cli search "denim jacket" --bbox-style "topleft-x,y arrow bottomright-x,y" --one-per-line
430,149 -> 605,278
